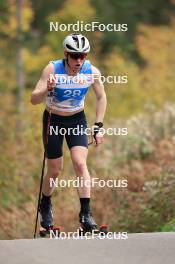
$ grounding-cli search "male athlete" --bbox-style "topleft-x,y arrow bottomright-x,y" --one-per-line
31,33 -> 107,231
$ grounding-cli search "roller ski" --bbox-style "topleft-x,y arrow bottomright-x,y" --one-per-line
78,211 -> 108,236
39,197 -> 60,238
39,225 -> 61,238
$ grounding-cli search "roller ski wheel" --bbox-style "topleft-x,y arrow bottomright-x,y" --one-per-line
78,224 -> 108,236
99,224 -> 108,235
39,225 -> 61,238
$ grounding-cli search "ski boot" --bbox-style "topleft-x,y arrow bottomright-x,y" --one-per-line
79,211 -> 108,236
39,197 -> 53,228
39,198 -> 60,238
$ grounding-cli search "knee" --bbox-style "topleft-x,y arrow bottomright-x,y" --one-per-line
73,160 -> 87,174
49,169 -> 60,179
48,162 -> 63,179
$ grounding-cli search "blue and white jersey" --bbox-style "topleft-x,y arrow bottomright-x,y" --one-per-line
46,59 -> 93,112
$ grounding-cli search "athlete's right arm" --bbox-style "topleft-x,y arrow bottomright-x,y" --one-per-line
30,63 -> 54,105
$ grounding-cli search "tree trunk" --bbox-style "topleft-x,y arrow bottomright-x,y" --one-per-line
16,0 -> 25,133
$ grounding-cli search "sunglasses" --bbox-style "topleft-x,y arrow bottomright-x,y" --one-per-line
68,52 -> 87,60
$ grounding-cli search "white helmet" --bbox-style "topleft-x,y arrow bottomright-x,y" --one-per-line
63,33 -> 90,53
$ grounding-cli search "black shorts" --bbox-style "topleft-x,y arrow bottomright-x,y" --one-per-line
43,109 -> 88,159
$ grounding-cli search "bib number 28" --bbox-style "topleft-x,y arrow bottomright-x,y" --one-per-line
64,90 -> 81,97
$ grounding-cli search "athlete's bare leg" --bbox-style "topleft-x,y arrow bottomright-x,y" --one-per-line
42,157 -> 63,196
70,146 -> 90,198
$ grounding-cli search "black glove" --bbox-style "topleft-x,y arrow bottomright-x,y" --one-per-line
92,122 -> 103,144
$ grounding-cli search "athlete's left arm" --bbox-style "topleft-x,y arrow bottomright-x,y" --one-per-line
91,65 -> 107,123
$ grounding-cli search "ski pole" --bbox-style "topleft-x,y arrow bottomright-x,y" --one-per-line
34,80 -> 54,238
33,108 -> 52,238
34,149 -> 46,238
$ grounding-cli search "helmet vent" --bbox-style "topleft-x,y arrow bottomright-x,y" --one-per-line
72,36 -> 79,48
65,44 -> 77,51
81,37 -> 85,48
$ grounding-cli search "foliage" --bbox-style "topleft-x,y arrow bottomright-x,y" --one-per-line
1,0 -> 175,238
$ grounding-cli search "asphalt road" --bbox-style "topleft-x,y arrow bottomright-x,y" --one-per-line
1,232 -> 175,264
